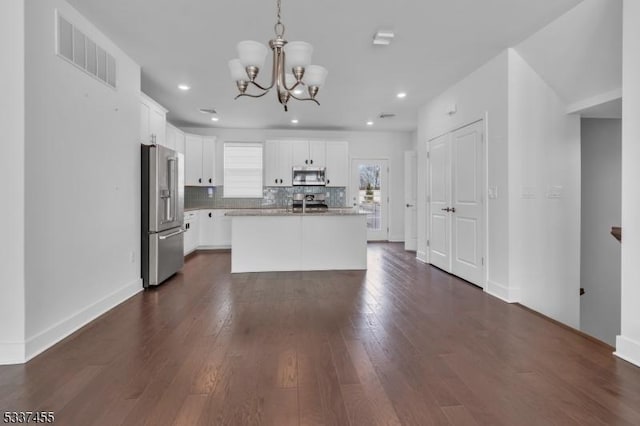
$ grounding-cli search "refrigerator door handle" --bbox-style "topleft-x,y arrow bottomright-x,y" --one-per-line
159,229 -> 185,240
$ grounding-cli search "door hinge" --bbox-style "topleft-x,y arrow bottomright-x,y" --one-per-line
427,239 -> 430,247
427,152 -> 430,159
481,257 -> 484,266
426,195 -> 430,203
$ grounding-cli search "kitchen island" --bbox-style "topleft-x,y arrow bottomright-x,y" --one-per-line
226,209 -> 367,273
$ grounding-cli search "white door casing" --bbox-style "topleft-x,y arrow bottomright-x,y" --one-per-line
451,122 -> 484,285
404,151 -> 418,251
351,159 -> 389,241
428,120 -> 484,287
429,133 -> 451,271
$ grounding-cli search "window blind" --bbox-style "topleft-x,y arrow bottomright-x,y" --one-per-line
223,143 -> 264,198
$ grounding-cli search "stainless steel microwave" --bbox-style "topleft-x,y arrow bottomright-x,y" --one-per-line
292,166 -> 326,186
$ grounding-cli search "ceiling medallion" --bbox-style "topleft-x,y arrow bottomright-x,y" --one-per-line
228,0 -> 327,112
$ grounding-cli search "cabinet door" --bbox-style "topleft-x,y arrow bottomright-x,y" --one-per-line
140,101 -> 151,144
185,134 -> 203,186
291,141 -> 310,166
202,137 -> 216,186
199,210 -> 216,246
164,124 -> 176,150
184,213 -> 199,254
277,140 -> 294,186
309,141 -> 326,167
149,105 -> 166,146
175,130 -> 186,154
325,141 -> 349,187
213,210 -> 232,247
264,141 -> 280,186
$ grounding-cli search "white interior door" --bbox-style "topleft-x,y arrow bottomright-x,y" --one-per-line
351,159 -> 388,241
429,134 -> 451,270
451,122 -> 484,284
404,151 -> 418,251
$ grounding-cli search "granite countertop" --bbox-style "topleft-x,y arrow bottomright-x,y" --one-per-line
225,208 -> 366,217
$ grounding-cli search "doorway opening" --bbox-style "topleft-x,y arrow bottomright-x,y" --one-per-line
351,159 -> 389,241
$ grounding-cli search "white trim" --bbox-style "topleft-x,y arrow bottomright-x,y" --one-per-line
0,341 -> 26,366
485,280 -> 520,303
23,278 -> 142,363
388,235 -> 404,243
614,335 -> 640,367
198,245 -> 231,250
566,88 -> 622,115
416,251 -> 428,263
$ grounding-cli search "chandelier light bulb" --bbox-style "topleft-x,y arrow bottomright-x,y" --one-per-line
303,65 -> 328,87
228,59 -> 247,81
237,41 -> 269,70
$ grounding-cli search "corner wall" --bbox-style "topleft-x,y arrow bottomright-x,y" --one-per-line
23,0 -> 142,361
616,0 -> 640,366
181,128 -> 412,242
0,0 -> 26,364
507,49 -> 581,328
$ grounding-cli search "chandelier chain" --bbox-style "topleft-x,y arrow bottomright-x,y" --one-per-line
274,0 -> 285,38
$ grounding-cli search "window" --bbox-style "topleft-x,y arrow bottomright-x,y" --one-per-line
224,142 -> 264,198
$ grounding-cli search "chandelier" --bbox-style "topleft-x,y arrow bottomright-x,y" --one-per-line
228,0 -> 328,112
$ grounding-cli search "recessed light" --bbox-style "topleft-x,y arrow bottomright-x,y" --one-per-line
366,121 -> 374,126
291,119 -> 299,124
178,84 -> 191,91
397,92 -> 407,99
211,117 -> 219,122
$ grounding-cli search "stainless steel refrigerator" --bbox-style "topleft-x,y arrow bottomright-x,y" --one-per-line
141,144 -> 184,287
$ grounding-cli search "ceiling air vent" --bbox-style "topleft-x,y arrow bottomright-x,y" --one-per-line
199,108 -> 217,114
379,113 -> 396,119
56,11 -> 117,88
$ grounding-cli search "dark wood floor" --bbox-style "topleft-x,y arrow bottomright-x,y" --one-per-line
1,243 -> 640,425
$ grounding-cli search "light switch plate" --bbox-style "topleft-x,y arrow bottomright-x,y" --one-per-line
488,186 -> 498,199
547,185 -> 563,199
521,186 -> 537,199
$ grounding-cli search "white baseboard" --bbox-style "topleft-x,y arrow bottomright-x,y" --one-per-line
0,341 -> 26,365
23,278 -> 142,363
485,280 -> 520,303
388,234 -> 404,243
416,251 -> 428,263
198,245 -> 231,250
614,335 -> 640,367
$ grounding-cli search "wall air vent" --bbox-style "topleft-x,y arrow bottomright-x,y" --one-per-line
379,113 -> 396,119
56,11 -> 117,89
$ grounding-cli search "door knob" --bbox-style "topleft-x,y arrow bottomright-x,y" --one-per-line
406,204 -> 414,207
450,207 -> 456,213
441,207 -> 451,212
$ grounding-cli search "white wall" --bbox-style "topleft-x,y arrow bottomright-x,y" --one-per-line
616,0 -> 640,366
0,0 -> 27,364
416,51 -> 510,294
181,127 -> 413,242
508,49 -> 581,328
580,118 -> 621,346
22,0 -> 142,360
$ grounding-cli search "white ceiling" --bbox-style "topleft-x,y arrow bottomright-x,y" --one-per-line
515,0 -> 622,107
67,0 -> 583,132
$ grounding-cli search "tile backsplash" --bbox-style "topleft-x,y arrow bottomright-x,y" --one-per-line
185,186 -> 348,210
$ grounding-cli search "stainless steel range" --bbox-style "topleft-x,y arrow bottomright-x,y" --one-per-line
292,193 -> 328,213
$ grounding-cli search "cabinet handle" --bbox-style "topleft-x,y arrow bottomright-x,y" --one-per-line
327,179 -> 330,184
305,159 -> 308,165
208,212 -> 212,218
209,178 -> 212,184
279,179 -> 283,184
198,178 -> 202,183
275,179 -> 278,184
310,159 -> 313,164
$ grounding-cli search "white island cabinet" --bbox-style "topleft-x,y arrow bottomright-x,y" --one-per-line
227,210 -> 367,273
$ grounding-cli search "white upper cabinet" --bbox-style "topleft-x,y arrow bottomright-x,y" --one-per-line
140,93 -> 167,146
185,134 -> 216,186
165,123 -> 186,153
265,140 -> 294,186
291,140 -> 325,166
325,141 -> 349,187
175,128 -> 186,154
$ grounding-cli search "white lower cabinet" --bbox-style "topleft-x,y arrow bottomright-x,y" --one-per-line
198,209 -> 232,249
183,211 -> 199,255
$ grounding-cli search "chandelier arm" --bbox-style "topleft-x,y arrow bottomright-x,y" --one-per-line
234,91 -> 270,100
288,93 -> 320,105
247,80 -> 273,92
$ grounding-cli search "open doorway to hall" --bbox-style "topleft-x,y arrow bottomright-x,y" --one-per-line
580,116 -> 622,347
